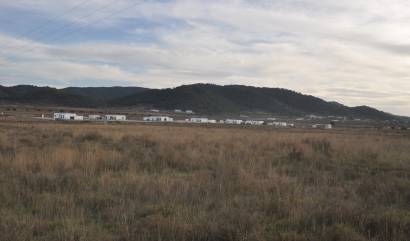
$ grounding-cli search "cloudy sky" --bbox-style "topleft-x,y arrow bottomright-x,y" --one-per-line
0,0 -> 409,115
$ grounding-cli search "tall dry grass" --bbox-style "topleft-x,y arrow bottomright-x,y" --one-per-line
0,122 -> 409,241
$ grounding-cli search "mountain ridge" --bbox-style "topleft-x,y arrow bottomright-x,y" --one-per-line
0,84 -> 404,121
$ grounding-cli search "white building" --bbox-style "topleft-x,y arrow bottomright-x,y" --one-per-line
88,115 -> 101,120
143,116 -> 174,122
188,118 -> 217,124
225,119 -> 243,125
104,115 -> 126,121
150,109 -> 160,113
190,117 -> 209,123
268,122 -> 288,127
245,120 -> 264,125
174,109 -> 183,113
312,124 -> 333,129
186,110 -> 194,114
54,113 -> 83,121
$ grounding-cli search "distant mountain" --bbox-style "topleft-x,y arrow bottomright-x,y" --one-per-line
0,84 -> 402,120
0,85 -> 90,107
62,87 -> 147,105
111,84 -> 396,120
0,85 -> 146,107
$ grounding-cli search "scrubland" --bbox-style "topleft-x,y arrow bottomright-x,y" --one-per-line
0,122 -> 409,241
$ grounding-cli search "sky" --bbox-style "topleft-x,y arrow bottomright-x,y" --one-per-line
0,0 -> 409,116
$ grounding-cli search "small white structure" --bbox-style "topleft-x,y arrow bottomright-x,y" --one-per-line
245,120 -> 264,125
143,116 -> 174,122
74,115 -> 84,121
150,109 -> 160,113
208,119 -> 217,124
174,109 -> 183,113
54,113 -> 83,121
268,122 -> 288,127
312,124 -> 333,129
219,120 -> 225,124
225,119 -> 243,125
186,110 -> 194,114
190,117 -> 209,123
104,115 -> 126,121
88,115 -> 101,120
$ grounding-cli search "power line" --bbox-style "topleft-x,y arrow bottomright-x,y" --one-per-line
12,1 -> 143,56
19,0 -> 95,39
2,0 -> 122,53
0,0 -> 94,49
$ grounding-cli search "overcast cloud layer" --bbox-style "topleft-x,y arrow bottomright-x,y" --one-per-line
0,0 -> 409,115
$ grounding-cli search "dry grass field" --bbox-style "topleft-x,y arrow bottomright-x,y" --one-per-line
0,122 -> 409,241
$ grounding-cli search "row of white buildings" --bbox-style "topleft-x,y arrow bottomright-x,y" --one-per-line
142,116 -> 297,127
52,113 -> 331,129
53,113 -> 126,121
143,116 -> 174,122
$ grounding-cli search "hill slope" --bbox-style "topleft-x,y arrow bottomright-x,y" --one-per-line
111,84 -> 395,120
0,84 -> 401,120
0,85 -> 146,107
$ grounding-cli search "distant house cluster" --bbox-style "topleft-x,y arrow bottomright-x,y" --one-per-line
225,119 -> 243,125
268,122 -> 289,127
186,117 -> 217,124
245,120 -> 264,125
53,113 -> 126,121
104,115 -> 127,121
143,116 -> 174,122
52,111 -> 335,130
53,113 -> 84,121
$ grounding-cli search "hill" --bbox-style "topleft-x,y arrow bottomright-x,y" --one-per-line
0,84 -> 402,120
62,87 -> 147,105
111,84 -> 396,120
0,85 -> 91,107
0,85 -> 146,107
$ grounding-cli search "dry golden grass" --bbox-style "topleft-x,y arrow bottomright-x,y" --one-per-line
0,122 -> 410,241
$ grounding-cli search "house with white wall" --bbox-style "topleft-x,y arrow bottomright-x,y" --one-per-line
225,119 -> 243,125
143,116 -> 174,122
268,122 -> 288,127
312,124 -> 333,129
54,113 -> 83,121
88,115 -> 101,120
104,115 -> 127,121
190,117 -> 209,123
245,120 -> 265,125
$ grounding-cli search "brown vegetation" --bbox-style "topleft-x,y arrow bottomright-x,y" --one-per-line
0,122 -> 410,241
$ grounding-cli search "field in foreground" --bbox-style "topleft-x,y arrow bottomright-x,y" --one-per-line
0,122 -> 409,241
